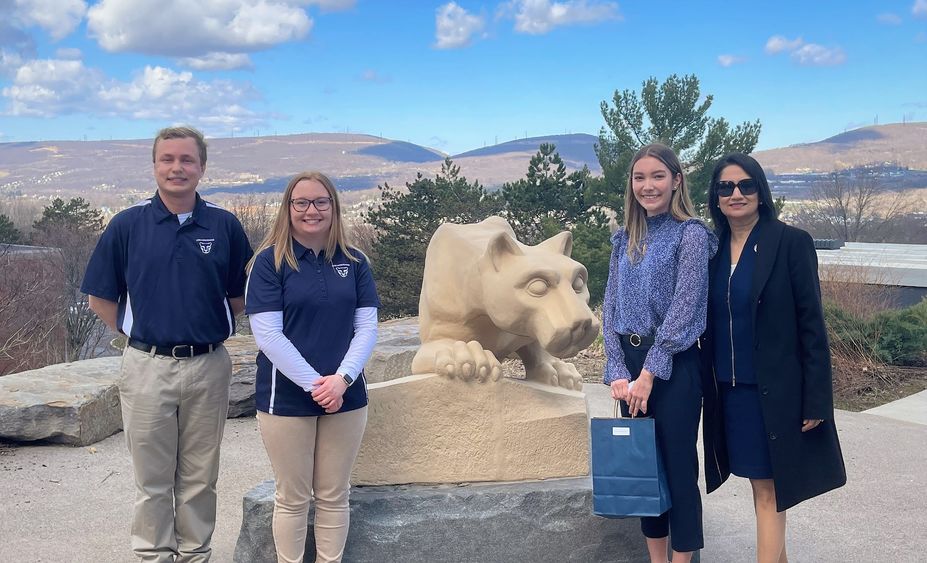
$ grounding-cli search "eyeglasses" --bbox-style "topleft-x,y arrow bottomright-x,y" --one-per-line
290,197 -> 332,212
713,179 -> 759,198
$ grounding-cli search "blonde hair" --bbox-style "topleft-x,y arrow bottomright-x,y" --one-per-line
247,171 -> 361,273
623,143 -> 696,262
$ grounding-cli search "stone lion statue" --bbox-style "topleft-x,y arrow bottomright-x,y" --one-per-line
410,216 -> 600,390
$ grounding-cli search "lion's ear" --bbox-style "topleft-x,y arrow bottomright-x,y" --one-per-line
484,231 -> 523,272
538,230 -> 572,257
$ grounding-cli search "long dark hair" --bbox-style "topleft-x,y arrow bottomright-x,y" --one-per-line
708,153 -> 778,236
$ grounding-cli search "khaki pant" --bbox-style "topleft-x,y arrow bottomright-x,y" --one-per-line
258,407 -> 368,563
119,344 -> 232,563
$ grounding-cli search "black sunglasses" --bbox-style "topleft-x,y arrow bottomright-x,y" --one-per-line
714,179 -> 759,197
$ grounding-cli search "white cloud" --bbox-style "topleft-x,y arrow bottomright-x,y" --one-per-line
913,0 -> 927,18
11,0 -> 87,41
765,35 -> 845,66
765,35 -> 803,54
791,43 -> 846,66
434,2 -> 486,49
177,52 -> 253,71
0,48 -> 26,76
360,69 -> 391,83
55,47 -> 82,59
86,0 -> 314,57
2,58 -> 268,133
876,12 -> 902,25
3,59 -> 103,116
306,0 -> 356,11
506,0 -> 620,34
717,54 -> 746,67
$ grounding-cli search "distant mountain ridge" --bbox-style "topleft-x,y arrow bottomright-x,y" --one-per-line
753,122 -> 927,174
1,124 -> 925,205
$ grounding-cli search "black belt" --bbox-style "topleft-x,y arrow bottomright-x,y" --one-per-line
128,339 -> 219,359
620,333 -> 655,348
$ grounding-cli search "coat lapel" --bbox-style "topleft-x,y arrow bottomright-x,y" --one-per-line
750,218 -> 785,320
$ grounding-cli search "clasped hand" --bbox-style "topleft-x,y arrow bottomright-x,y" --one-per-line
610,369 -> 655,417
311,375 -> 348,414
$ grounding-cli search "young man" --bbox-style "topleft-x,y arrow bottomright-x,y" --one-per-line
82,126 -> 252,562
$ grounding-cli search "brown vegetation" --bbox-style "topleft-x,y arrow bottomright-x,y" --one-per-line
0,247 -> 67,374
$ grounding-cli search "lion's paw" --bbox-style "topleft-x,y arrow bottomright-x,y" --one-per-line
526,359 -> 583,391
550,359 -> 583,391
433,340 -> 502,383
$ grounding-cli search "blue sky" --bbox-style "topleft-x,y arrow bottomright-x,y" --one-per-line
1,0 -> 925,155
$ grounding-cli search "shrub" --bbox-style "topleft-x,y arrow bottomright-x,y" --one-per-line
872,299 -> 927,367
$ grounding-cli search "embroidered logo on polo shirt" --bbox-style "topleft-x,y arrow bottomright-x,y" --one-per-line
197,239 -> 215,254
333,263 -> 350,278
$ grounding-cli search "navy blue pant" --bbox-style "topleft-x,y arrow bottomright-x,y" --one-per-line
620,342 -> 704,552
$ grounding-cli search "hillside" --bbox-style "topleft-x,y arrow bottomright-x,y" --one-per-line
0,133 -> 598,207
2,124 -> 926,209
753,122 -> 927,174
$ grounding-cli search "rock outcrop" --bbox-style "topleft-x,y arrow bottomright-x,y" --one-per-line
234,478 -> 648,563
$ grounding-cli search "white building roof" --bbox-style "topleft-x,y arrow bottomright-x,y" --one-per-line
816,242 -> 927,288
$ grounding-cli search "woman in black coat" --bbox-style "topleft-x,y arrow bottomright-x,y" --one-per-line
701,153 -> 846,563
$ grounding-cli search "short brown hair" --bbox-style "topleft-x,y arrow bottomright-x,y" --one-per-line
152,126 -> 207,166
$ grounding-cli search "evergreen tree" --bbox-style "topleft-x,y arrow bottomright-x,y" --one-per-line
366,159 -> 502,317
0,214 -> 22,244
596,74 -> 761,216
32,197 -> 104,240
500,143 -> 588,245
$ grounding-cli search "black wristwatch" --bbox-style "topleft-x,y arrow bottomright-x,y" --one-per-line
341,373 -> 354,387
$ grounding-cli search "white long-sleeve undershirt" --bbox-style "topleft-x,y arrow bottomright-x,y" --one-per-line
249,307 -> 378,392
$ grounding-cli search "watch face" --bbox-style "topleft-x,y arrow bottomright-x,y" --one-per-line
342,374 -> 354,386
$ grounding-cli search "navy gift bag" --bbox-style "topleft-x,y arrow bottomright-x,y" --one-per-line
591,403 -> 671,518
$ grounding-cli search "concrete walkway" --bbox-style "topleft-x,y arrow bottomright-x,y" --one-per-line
863,388 -> 927,425
1,386 -> 924,562
585,384 -> 927,562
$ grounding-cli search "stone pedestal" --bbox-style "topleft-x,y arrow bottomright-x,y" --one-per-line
234,477 -> 651,563
352,374 -> 590,485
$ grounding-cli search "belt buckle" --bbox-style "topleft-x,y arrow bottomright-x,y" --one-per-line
172,345 -> 193,359
629,333 -> 642,347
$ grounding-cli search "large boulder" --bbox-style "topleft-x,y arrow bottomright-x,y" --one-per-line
225,335 -> 259,418
363,317 -> 420,384
0,356 -> 123,445
0,319 -> 427,446
0,336 -> 262,445
234,477 -> 650,563
352,373 -> 590,485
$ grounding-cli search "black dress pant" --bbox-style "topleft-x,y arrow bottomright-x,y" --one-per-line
620,341 -> 704,552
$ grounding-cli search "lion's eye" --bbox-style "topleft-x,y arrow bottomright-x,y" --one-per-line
572,276 -> 586,293
526,279 -> 549,297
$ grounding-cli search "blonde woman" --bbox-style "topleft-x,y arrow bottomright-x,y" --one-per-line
245,171 -> 379,563
602,144 -> 718,563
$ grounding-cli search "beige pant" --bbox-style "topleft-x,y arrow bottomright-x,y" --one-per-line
119,344 -> 232,563
258,407 -> 368,563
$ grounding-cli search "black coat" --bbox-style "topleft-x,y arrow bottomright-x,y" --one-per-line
701,217 -> 847,511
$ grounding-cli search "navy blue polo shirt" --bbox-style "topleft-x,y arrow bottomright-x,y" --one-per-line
246,241 -> 380,416
81,192 -> 252,346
